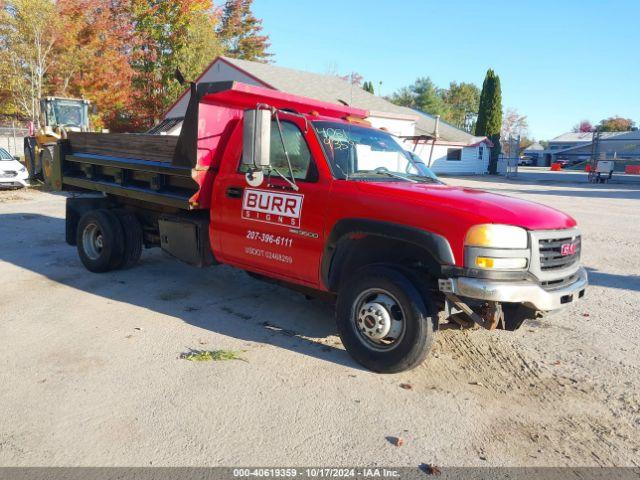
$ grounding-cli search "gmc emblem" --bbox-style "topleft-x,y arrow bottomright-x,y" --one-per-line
561,243 -> 577,256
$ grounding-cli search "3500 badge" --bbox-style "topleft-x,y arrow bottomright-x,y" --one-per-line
242,188 -> 304,228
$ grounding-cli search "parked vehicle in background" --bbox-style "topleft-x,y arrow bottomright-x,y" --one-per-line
0,147 -> 29,188
518,156 -> 534,166
23,97 -> 92,185
51,82 -> 588,373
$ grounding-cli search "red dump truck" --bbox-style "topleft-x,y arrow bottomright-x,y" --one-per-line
51,82 -> 587,372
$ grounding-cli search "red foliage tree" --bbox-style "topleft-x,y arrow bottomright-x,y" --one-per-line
49,0 -> 135,131
572,120 -> 594,133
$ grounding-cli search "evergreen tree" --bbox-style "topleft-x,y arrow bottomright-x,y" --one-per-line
362,81 -> 374,94
218,0 -> 271,62
475,69 -> 502,174
389,77 -> 449,118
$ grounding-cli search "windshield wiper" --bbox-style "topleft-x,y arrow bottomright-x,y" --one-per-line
371,167 -> 418,183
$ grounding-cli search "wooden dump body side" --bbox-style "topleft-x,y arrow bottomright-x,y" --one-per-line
57,132 -> 201,210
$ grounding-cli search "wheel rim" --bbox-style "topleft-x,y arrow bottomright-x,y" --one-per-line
82,223 -> 104,260
352,288 -> 406,351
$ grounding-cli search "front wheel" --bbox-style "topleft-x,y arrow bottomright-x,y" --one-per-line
336,265 -> 437,373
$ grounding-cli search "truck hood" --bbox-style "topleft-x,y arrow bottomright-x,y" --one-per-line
356,181 -> 577,230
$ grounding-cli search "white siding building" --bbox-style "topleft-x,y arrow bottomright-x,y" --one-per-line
407,139 -> 491,175
158,56 -> 491,175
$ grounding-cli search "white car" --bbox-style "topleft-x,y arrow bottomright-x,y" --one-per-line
0,147 -> 29,188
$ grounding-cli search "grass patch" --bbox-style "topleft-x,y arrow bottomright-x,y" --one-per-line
180,349 -> 247,362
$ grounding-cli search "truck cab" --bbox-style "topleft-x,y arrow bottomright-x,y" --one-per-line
53,82 -> 587,373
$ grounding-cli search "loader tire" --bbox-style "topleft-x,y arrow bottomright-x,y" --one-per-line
41,146 -> 55,186
24,146 -> 36,179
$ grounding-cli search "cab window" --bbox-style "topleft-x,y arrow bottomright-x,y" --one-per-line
241,120 -> 315,181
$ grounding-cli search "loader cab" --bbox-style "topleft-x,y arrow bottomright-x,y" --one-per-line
40,97 -> 90,132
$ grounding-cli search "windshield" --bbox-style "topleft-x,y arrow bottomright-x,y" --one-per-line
45,100 -> 87,128
0,148 -> 13,160
313,121 -> 439,183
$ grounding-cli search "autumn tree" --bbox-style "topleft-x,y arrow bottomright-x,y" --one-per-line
218,0 -> 271,62
501,108 -> 529,139
49,0 -> 135,130
501,108 -> 529,157
572,120 -> 593,133
475,69 -> 502,174
441,81 -> 480,131
0,0 -> 57,125
597,116 -> 636,132
129,0 -> 224,129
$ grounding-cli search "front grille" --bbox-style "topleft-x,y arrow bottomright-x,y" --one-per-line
539,235 -> 581,271
0,170 -> 17,178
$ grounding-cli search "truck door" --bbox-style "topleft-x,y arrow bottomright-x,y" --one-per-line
213,115 -> 330,288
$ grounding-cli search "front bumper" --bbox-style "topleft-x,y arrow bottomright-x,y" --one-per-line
0,175 -> 29,188
451,266 -> 588,311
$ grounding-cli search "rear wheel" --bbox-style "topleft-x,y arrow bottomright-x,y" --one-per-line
336,265 -> 437,373
76,209 -> 125,273
113,210 -> 143,269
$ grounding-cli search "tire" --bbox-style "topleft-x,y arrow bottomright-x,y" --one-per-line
24,146 -> 36,179
41,146 -> 55,185
76,209 -> 125,273
112,210 -> 143,270
336,265 -> 437,373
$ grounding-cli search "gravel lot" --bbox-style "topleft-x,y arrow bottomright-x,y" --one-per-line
0,175 -> 639,467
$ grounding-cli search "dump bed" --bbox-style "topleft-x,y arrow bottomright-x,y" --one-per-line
55,132 -> 200,210
52,81 -> 368,211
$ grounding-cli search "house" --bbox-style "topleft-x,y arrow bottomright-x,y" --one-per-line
157,56 -> 492,175
538,131 -> 640,168
522,142 -> 544,164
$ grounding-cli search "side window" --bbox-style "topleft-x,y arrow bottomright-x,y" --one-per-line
240,120 -> 314,181
446,148 -> 462,161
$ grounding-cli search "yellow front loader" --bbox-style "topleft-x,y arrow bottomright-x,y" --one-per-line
23,97 -> 92,184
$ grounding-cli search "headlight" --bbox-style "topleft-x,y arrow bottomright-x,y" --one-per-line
465,224 -> 528,249
19,166 -> 26,172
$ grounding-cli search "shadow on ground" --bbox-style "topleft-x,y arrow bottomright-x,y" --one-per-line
0,212 -> 362,370
586,267 -> 640,292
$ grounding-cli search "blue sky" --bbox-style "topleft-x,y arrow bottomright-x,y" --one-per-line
252,0 -> 639,141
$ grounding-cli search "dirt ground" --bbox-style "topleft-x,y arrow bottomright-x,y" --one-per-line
0,176 -> 639,467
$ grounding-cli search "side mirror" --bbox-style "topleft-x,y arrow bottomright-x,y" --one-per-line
13,156 -> 20,161
243,109 -> 271,168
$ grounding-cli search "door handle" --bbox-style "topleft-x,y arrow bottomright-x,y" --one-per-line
226,186 -> 244,199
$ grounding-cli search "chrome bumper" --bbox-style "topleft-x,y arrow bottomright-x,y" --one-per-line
450,267 -> 588,311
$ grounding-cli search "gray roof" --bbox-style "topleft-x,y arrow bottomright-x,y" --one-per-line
549,131 -> 626,143
524,142 -> 544,151
222,56 -> 481,144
